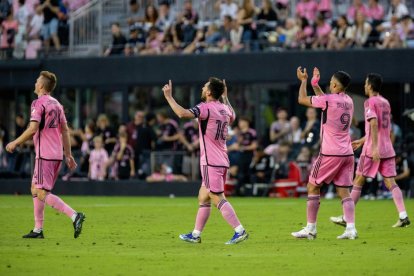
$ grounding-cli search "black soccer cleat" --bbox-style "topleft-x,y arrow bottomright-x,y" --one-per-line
392,217 -> 411,228
23,230 -> 44,239
73,212 -> 86,238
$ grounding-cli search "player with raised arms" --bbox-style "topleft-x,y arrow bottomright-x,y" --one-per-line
162,78 -> 248,244
292,67 -> 357,240
330,73 -> 410,228
6,71 -> 85,239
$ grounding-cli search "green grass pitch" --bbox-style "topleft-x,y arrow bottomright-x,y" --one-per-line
0,195 -> 413,275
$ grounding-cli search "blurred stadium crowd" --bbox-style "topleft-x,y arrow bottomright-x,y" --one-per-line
0,0 -> 413,59
1,107 -> 412,198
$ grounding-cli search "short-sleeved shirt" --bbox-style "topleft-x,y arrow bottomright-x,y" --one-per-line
89,148 -> 109,179
239,128 -> 257,151
39,0 -> 59,23
361,95 -> 395,159
189,100 -> 235,167
112,143 -> 135,165
30,95 -> 66,160
311,92 -> 354,156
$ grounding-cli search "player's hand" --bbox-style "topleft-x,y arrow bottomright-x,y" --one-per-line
65,155 -> 78,171
297,66 -> 308,82
5,141 -> 17,153
222,79 -> 228,98
162,80 -> 173,98
372,148 -> 380,162
311,67 -> 320,86
351,139 -> 363,151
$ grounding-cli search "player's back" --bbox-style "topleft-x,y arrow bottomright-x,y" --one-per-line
363,95 -> 395,158
31,95 -> 66,160
197,100 -> 233,167
313,92 -> 354,156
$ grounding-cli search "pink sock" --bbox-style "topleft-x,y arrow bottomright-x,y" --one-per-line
342,197 -> 355,224
350,186 -> 362,205
389,184 -> 406,213
45,193 -> 76,218
307,195 -> 320,224
33,196 -> 45,229
194,203 -> 211,232
217,199 -> 241,228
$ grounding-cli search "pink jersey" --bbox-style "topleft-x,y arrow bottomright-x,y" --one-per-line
89,148 -> 109,180
30,95 -> 67,160
311,93 -> 354,156
361,95 -> 395,159
296,0 -> 319,22
189,100 -> 235,167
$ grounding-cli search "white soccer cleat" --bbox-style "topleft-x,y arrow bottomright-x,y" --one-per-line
330,215 -> 346,227
291,228 -> 317,240
337,229 -> 358,240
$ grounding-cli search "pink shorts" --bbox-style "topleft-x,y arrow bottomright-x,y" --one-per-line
201,165 -> 227,194
32,159 -> 62,191
356,155 -> 396,178
309,155 -> 354,187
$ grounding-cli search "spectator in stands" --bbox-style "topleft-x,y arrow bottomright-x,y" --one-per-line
126,25 -> 145,54
183,28 -> 206,54
156,0 -> 175,32
127,0 -> 144,26
109,132 -> 135,180
327,15 -> 353,50
161,24 -> 181,53
235,116 -> 258,195
276,17 -> 299,48
95,114 -> 117,154
269,108 -> 290,145
88,136 -> 109,181
256,0 -> 277,33
179,119 -> 199,178
296,0 -> 318,24
296,145 -> 311,163
396,15 -> 414,48
270,141 -> 291,179
176,0 -> 198,47
347,0 -> 368,23
0,9 -> 18,59
104,22 -> 127,56
293,16 -> 313,49
237,0 -> 257,51
351,11 -> 372,48
350,117 -> 361,141
0,119 -> 8,170
318,0 -> 332,19
219,14 -> 233,44
301,107 -> 320,148
143,4 -> 158,31
57,0 -> 69,47
395,152 -> 411,195
275,0 -> 289,24
13,0 -> 29,59
366,0 -> 385,23
215,0 -> 238,20
25,2 -> 43,59
62,0 -> 88,12
230,18 -> 244,52
386,0 -> 408,21
249,146 -> 274,184
0,0 -> 11,23
146,163 -> 188,182
140,25 -> 162,54
155,111 -> 179,151
312,13 -> 332,49
288,115 -> 302,146
38,0 -> 60,53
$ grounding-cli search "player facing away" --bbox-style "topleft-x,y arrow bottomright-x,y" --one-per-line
291,67 -> 358,240
162,78 -> 248,244
330,73 -> 410,228
6,71 -> 85,239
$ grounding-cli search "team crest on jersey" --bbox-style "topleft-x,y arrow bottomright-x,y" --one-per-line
32,108 -> 36,114
219,110 -> 227,116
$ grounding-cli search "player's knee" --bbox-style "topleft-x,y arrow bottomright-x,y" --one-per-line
354,175 -> 365,186
383,178 -> 395,189
307,183 -> 320,195
30,185 -> 37,197
209,192 -> 224,206
36,189 -> 48,201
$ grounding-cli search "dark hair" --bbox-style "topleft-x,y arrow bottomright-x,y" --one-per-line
333,71 -> 351,90
300,17 -> 309,28
366,73 -> 383,92
40,71 -> 57,92
238,116 -> 251,124
208,77 -> 225,99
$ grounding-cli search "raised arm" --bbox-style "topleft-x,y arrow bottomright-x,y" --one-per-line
163,80 -> 195,119
311,67 -> 325,96
297,67 -> 312,107
222,80 -> 236,121
5,121 -> 39,153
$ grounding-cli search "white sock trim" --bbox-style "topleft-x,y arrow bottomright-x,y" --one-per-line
235,225 -> 244,233
71,212 -> 77,222
33,228 -> 42,233
192,230 -> 201,238
346,223 -> 355,230
399,211 -> 408,220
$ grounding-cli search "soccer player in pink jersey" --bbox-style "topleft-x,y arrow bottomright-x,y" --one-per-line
6,71 -> 85,239
291,67 -> 358,240
162,78 -> 248,244
330,73 -> 410,228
